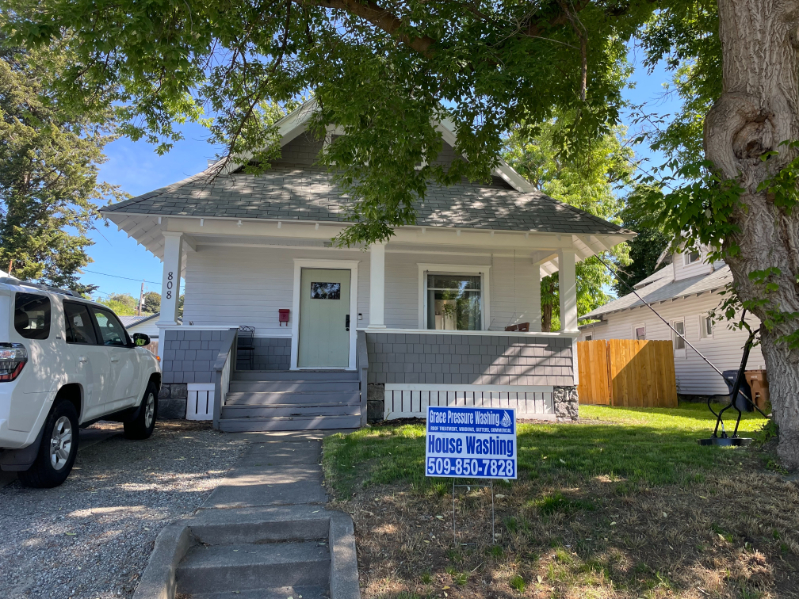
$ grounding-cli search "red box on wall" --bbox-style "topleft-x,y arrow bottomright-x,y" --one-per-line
278,309 -> 290,326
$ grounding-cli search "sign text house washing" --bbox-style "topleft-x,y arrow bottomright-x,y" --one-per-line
425,406 -> 517,479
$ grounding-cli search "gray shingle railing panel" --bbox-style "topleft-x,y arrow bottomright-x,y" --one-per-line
102,165 -> 629,235
162,331 -> 292,384
365,333 -> 574,387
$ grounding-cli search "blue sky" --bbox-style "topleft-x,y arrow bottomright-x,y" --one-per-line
82,49 -> 681,300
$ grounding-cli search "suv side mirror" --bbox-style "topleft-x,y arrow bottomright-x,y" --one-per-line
132,333 -> 151,347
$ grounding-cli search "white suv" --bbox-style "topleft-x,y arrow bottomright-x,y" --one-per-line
0,277 -> 161,487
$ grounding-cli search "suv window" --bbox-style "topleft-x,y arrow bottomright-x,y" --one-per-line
91,308 -> 130,347
15,293 -> 51,340
64,302 -> 99,345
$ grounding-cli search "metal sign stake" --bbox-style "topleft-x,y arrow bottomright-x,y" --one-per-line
452,479 -> 496,546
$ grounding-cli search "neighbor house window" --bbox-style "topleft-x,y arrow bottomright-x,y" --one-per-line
684,251 -> 701,265
672,319 -> 686,351
700,314 -> 713,338
634,324 -> 646,341
584,333 -> 593,341
425,273 -> 482,330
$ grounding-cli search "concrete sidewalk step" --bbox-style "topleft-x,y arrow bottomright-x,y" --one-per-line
176,541 -> 330,594
229,381 -> 359,393
233,370 -> 357,382
185,585 -> 328,599
225,391 -> 359,406
221,404 -> 360,419
219,415 -> 360,432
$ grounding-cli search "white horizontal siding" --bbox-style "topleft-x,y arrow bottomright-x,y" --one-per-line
184,245 -> 540,335
673,250 -> 714,281
584,292 -> 764,396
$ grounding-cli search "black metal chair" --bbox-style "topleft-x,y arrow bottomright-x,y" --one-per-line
237,326 -> 256,370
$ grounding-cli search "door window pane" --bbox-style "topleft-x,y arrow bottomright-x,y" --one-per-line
15,293 -> 51,340
426,274 -> 482,330
673,320 -> 685,350
64,303 -> 98,345
91,309 -> 129,347
310,282 -> 341,299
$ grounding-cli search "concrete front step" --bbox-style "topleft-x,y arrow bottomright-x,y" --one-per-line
175,541 -> 329,594
229,381 -> 360,393
219,415 -> 361,432
233,370 -> 358,382
185,585 -> 329,599
225,391 -> 359,406
222,404 -> 360,419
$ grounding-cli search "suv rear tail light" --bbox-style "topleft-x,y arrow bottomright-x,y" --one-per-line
0,343 -> 27,382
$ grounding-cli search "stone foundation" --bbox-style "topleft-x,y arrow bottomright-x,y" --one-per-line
366,384 -> 385,423
553,386 -> 579,422
158,383 -> 188,420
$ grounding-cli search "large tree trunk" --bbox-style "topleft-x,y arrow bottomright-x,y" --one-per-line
705,0 -> 799,468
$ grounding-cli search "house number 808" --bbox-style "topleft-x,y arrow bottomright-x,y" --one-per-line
166,272 -> 174,299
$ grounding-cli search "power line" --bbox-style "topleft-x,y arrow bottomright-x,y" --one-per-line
82,269 -> 160,285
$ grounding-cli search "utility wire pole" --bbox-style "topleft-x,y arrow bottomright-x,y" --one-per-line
138,281 -> 145,316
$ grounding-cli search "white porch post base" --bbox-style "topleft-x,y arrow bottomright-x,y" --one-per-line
367,241 -> 386,329
558,248 -> 578,333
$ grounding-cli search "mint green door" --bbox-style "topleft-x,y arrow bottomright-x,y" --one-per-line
298,268 -> 351,368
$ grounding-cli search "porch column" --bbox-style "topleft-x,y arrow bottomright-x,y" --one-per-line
368,242 -> 386,329
157,232 -> 184,327
558,248 -> 578,332
530,263 -> 542,332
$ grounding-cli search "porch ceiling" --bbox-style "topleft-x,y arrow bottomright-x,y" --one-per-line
104,212 -> 632,278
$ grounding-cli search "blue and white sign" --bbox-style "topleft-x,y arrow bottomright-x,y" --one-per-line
425,406 -> 517,479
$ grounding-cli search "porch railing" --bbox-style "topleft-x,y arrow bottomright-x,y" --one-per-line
212,327 -> 238,430
356,330 -> 369,427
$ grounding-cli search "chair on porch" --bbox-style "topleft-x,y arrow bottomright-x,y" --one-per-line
237,326 -> 256,370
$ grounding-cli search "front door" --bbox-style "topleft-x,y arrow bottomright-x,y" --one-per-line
298,268 -> 351,368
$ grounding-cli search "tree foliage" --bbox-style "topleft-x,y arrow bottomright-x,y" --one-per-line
142,291 -> 161,314
96,292 -> 137,316
504,115 -> 633,329
0,29 -> 124,293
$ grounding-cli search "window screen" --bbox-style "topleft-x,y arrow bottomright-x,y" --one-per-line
701,315 -> 713,338
14,293 -> 51,340
64,302 -> 98,345
425,274 -> 482,331
673,321 -> 686,350
635,326 -> 646,341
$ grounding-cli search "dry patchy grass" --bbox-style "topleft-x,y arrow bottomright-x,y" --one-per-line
323,404 -> 799,599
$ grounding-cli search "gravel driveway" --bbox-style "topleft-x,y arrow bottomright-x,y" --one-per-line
0,421 -> 248,599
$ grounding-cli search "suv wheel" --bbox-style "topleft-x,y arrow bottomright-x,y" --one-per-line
124,381 -> 158,440
18,398 -> 80,488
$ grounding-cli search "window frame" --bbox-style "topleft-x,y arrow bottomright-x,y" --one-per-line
684,251 -> 701,265
584,333 -> 593,341
672,318 -> 687,355
90,306 -> 133,348
14,292 -> 52,340
633,323 -> 646,341
417,264 -> 490,331
699,313 -> 714,339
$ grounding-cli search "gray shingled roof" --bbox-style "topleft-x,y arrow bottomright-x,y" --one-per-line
119,314 -> 159,328
582,265 -> 733,320
102,166 -> 628,235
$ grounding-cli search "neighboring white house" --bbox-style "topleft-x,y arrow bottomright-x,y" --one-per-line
100,100 -> 634,429
579,248 -> 764,398
120,314 -> 162,338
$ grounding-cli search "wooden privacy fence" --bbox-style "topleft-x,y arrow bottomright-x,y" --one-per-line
577,340 -> 678,408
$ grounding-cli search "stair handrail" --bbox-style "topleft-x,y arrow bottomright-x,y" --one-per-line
356,330 -> 369,427
212,327 -> 239,430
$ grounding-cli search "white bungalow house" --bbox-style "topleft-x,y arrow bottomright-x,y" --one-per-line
579,248 -> 765,398
100,102 -> 633,430
120,313 -> 162,338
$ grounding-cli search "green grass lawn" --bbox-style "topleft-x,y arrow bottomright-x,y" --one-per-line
323,401 -> 771,497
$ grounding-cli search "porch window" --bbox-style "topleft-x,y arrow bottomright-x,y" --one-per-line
425,274 -> 482,330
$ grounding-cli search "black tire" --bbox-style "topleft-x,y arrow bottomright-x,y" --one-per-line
18,398 -> 80,489
124,381 -> 158,440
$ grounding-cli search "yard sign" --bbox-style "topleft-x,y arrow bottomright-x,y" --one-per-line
425,406 -> 517,479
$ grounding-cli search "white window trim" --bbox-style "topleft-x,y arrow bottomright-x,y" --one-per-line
699,313 -> 714,339
684,251 -> 701,265
672,318 -> 687,356
291,258 -> 360,370
633,323 -> 646,341
417,263 -> 491,331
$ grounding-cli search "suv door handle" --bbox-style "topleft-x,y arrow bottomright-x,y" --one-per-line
110,356 -> 120,363
78,356 -> 88,363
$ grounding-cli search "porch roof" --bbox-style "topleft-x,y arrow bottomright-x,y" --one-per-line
101,165 -> 630,236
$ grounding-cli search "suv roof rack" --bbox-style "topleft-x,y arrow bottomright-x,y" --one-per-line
0,277 -> 80,298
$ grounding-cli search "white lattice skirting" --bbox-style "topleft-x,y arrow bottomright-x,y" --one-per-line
384,384 -> 555,420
